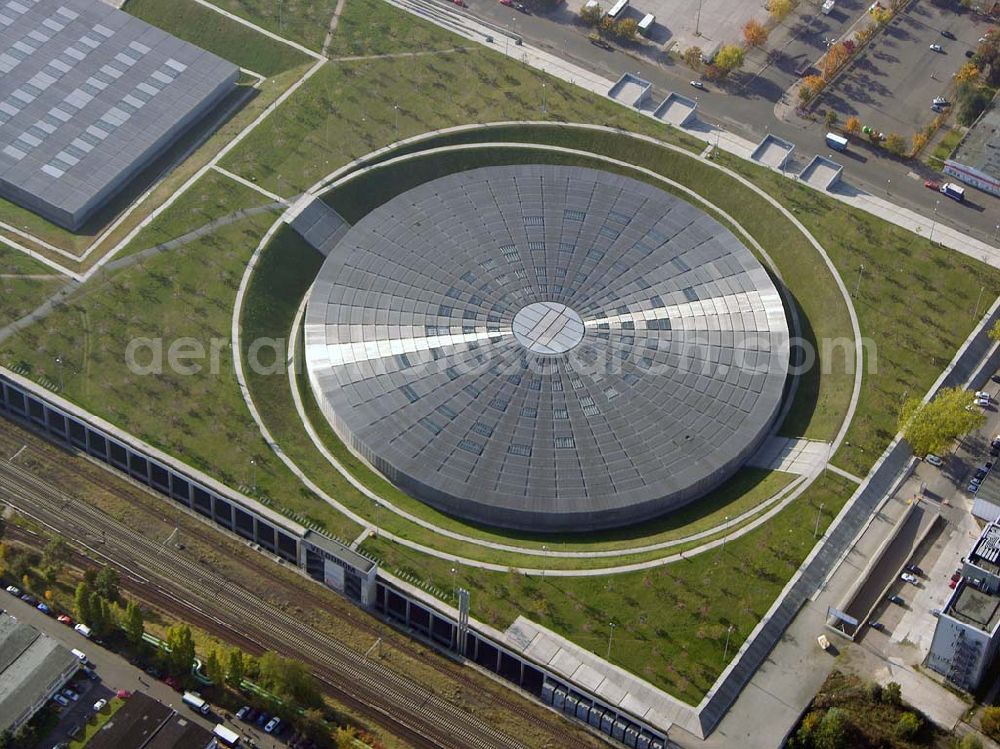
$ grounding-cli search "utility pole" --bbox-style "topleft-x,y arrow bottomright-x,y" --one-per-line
607,622 -> 616,659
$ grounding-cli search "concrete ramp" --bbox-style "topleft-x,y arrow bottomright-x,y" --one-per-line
652,93 -> 697,127
286,196 -> 350,256
748,436 -> 831,475
751,134 -> 795,170
799,155 -> 843,191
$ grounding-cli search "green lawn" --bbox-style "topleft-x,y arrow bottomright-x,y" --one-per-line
362,471 -> 855,705
0,246 -> 65,328
323,0 -> 466,57
717,155 -> 1000,477
125,0 -> 311,76
219,49 -> 705,197
197,0 -> 339,53
927,127 -> 963,170
69,697 -> 124,748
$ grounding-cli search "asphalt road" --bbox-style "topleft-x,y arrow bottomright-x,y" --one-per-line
457,0 -> 1000,245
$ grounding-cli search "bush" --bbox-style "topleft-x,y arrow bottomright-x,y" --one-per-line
959,735 -> 983,749
814,707 -> 850,749
884,133 -> 906,156
613,17 -> 638,40
896,711 -> 921,739
882,681 -> 902,706
864,681 -> 882,702
579,4 -> 602,26
981,705 -> 1000,739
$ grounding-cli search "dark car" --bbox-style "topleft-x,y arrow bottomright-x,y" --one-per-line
20,594 -> 38,605
992,375 -> 1000,384
256,712 -> 270,727
975,468 -> 989,482
512,1 -> 530,12
163,676 -> 181,691
904,564 -> 924,576
589,35 -> 613,50
887,594 -> 904,605
941,30 -> 956,39
869,621 -> 885,631
145,666 -> 162,679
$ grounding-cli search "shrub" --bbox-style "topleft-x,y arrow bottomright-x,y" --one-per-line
981,705 -> 1000,739
959,735 -> 983,749
882,681 -> 902,705
884,133 -> 906,156
896,711 -> 921,739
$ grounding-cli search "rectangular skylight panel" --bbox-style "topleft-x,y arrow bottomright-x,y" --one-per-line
41,164 -> 64,178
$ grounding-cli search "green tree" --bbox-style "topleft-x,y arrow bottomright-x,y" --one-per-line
981,705 -> 1000,738
896,711 -> 921,738
579,3 -> 602,25
94,567 -> 120,602
89,591 -> 105,633
960,735 -> 983,749
989,320 -> 1000,344
226,648 -> 246,688
41,538 -> 69,571
203,648 -> 224,685
335,726 -> 360,749
258,652 -> 321,708
100,598 -> 117,637
123,600 -> 144,647
882,681 -> 902,705
683,46 -> 703,70
82,568 -> 97,588
899,388 -> 986,457
75,582 -> 92,626
715,44 -> 745,74
814,707 -> 850,749
767,0 -> 793,21
165,624 -> 196,677
297,708 -> 329,743
824,110 -> 839,128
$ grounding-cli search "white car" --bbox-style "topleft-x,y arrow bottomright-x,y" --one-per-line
900,572 -> 919,585
976,391 -> 991,401
93,698 -> 108,712
976,396 -> 990,408
264,717 -> 281,734
689,80 -> 705,89
5,585 -> 20,596
924,453 -> 943,466
817,634 -> 831,650
929,43 -> 943,52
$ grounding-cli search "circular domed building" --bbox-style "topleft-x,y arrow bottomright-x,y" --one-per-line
303,165 -> 789,532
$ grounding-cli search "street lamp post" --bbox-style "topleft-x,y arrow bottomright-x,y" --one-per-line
720,515 -> 730,553
607,622 -> 616,659
695,0 -> 703,36
855,263 -> 864,297
886,177 -> 891,196
813,502 -> 825,538
929,199 -> 940,243
394,103 -> 399,140
55,355 -> 63,391
723,624 -> 734,661
541,82 -> 546,114
249,457 -> 256,492
451,567 -> 458,602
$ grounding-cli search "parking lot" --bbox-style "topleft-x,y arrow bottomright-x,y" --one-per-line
822,1 -> 991,137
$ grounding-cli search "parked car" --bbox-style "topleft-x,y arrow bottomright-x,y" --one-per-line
512,1 -> 530,11
20,594 -> 37,605
904,564 -> 924,576
4,585 -> 19,596
236,706 -> 251,721
901,572 -> 919,585
929,43 -> 943,52
53,694 -> 69,707
975,468 -> 989,482
924,454 -> 943,467
164,676 -> 181,691
265,717 -> 281,734
690,80 -> 705,89
451,0 -> 467,6
968,482 -> 981,493
941,30 -> 956,39
923,179 -> 941,191
245,707 -> 259,723
62,688 -> 79,702
931,608 -> 942,618
498,0 -> 513,6
966,49 -> 976,58
887,594 -> 904,605
869,621 -> 885,631
256,712 -> 270,728
93,698 -> 108,712
951,570 -> 962,582
145,666 -> 162,678
36,602 -> 52,615
588,35 -> 613,50
57,614 -> 74,626
950,578 -> 959,588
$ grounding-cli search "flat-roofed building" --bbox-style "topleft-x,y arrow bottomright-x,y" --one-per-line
927,522 -> 1000,690
87,691 -> 214,749
0,612 -> 80,735
0,0 -> 238,230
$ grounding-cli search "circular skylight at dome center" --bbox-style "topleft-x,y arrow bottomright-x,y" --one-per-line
512,302 -> 586,355
303,164 -> 790,532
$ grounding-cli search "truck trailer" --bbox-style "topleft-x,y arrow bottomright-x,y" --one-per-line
940,182 -> 965,201
825,132 -> 848,151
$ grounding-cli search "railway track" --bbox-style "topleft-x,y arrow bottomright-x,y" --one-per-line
0,454 -> 532,749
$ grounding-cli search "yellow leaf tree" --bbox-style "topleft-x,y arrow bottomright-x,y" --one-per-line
955,62 -> 979,85
845,115 -> 862,136
743,19 -> 768,48
768,0 -> 794,22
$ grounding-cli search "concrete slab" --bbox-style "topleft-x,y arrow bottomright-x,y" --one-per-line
800,155 -> 844,191
748,436 -> 831,475
751,134 -> 796,170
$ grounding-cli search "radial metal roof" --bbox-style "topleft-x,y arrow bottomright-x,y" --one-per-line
303,165 -> 790,532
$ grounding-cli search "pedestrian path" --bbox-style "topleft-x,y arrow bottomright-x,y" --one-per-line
748,436 -> 832,476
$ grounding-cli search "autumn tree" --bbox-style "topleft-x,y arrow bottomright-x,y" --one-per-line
884,132 -> 906,156
898,388 -> 985,457
767,0 -> 793,22
613,17 -> 638,40
870,6 -> 892,25
799,75 -> 825,102
743,18 -> 768,48
683,46 -> 703,70
910,132 -> 928,156
844,116 -> 862,136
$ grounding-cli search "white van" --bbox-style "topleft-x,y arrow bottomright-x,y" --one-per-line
74,623 -> 92,639
182,691 -> 210,715
71,648 -> 88,664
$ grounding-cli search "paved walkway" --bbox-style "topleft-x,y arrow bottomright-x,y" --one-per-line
748,437 -> 832,476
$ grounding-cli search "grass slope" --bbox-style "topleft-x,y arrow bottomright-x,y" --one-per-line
0,247 -> 65,328
324,0 -> 465,57
125,0 -> 310,75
